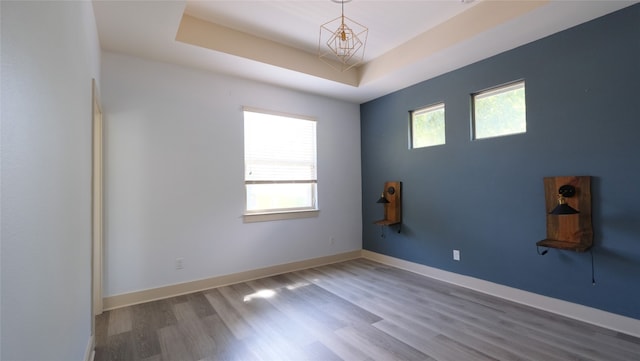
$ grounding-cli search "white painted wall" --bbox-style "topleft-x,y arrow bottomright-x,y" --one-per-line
1,1 -> 101,360
102,52 -> 362,297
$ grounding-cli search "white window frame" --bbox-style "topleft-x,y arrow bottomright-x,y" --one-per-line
472,81 -> 526,140
410,102 -> 446,149
243,107 -> 319,222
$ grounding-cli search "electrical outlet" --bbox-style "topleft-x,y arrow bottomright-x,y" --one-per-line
175,257 -> 184,270
330,237 -> 336,245
453,250 -> 460,261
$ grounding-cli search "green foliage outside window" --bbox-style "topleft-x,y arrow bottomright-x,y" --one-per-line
411,104 -> 445,148
474,82 -> 526,139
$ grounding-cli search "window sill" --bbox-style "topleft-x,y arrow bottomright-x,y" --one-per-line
243,210 -> 319,223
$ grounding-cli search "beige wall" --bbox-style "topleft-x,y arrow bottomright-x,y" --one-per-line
101,52 -> 363,298
1,1 -> 101,359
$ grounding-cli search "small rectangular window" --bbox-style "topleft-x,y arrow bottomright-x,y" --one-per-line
243,108 -> 317,215
410,103 -> 445,148
473,81 -> 526,139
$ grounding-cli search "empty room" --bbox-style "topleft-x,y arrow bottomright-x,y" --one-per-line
2,1 -> 640,360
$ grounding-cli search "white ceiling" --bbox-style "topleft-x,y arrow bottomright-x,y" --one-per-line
93,0 -> 637,103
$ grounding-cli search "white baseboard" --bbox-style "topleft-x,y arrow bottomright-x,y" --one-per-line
103,250 -> 361,311
362,250 -> 640,338
101,248 -> 640,338
84,334 -> 95,361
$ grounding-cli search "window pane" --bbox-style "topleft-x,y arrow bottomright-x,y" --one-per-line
411,103 -> 445,148
243,109 -> 318,214
246,183 -> 316,212
244,111 -> 316,181
473,81 -> 526,139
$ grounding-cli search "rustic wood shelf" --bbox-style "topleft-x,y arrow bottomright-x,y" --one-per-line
374,219 -> 401,226
536,238 -> 592,252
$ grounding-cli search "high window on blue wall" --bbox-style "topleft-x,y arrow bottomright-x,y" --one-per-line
410,103 -> 446,148
473,81 -> 526,139
243,108 -> 318,217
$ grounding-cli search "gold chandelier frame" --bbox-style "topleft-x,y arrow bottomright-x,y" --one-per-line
318,0 -> 368,71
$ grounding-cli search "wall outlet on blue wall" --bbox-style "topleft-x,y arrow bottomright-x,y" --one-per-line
453,250 -> 460,261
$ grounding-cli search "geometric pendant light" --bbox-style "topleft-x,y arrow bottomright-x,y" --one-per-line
318,0 -> 368,71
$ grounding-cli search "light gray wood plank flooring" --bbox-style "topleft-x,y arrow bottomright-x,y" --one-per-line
95,258 -> 640,361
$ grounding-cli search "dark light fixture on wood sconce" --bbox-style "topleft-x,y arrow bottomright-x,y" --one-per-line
374,181 -> 402,236
376,193 -> 390,204
549,184 -> 580,215
536,176 -> 595,284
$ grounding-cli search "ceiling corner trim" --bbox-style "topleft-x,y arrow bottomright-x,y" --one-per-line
175,13 -> 360,87
358,0 -> 550,85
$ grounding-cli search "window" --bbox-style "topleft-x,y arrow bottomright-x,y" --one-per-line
473,81 -> 526,139
243,108 -> 317,216
410,103 -> 446,148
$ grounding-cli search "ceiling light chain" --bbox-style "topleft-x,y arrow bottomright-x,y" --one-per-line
318,0 -> 368,72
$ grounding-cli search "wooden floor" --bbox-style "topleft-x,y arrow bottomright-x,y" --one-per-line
95,258 -> 640,361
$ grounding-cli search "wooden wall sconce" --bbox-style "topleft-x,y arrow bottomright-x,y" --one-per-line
374,181 -> 402,233
537,176 -> 593,253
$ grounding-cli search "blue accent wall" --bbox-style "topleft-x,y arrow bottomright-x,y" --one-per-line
360,4 -> 640,320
